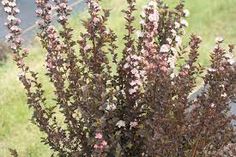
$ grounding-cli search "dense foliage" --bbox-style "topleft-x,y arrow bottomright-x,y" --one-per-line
3,0 -> 236,156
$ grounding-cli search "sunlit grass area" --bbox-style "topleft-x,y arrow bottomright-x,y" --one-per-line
0,0 -> 236,156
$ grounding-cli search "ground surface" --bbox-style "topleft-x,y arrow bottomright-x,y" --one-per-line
0,0 -> 236,156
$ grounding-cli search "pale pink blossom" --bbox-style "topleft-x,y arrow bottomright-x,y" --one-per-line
130,80 -> 141,86
101,140 -> 107,146
129,88 -> 136,95
148,12 -> 159,22
175,36 -> 182,46
179,70 -> 188,76
210,103 -> 215,108
171,29 -> 177,36
221,93 -> 227,98
94,144 -> 99,149
184,64 -> 190,69
130,121 -> 138,128
13,7 -> 20,13
93,17 -> 100,24
136,30 -> 144,38
4,7 -> 11,13
174,22 -> 181,29
123,63 -> 130,69
166,38 -> 172,44
131,54 -> 140,60
215,36 -> 224,43
95,133 -> 103,139
140,19 -> 145,25
84,45 -> 91,51
208,68 -> 217,72
131,68 -> 138,75
127,47 -> 132,52
7,15 -> 16,21
228,58 -> 235,65
10,26 -> 20,32
183,9 -> 190,17
1,0 -> 9,5
180,19 -> 189,27
8,1 -> 16,7
160,66 -> 168,73
106,103 -> 116,111
219,66 -> 225,71
125,56 -> 131,62
35,8 -> 43,15
160,44 -> 170,53
116,120 -> 126,128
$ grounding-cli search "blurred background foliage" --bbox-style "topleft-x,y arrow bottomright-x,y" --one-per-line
0,0 -> 236,156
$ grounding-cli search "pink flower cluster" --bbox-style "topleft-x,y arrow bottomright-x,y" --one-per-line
35,2 -> 53,29
123,54 -> 145,95
94,132 -> 108,150
53,0 -> 72,24
2,0 -> 22,50
139,1 -> 160,76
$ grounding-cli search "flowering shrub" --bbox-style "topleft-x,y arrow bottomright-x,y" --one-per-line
3,0 -> 236,156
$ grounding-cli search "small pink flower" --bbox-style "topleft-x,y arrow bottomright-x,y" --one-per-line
35,8 -> 43,15
140,19 -> 145,25
179,70 -> 188,76
131,68 -> 138,75
160,44 -> 170,53
116,120 -> 126,128
23,48 -> 29,53
183,9 -> 190,17
94,144 -> 99,149
171,29 -> 177,37
13,7 -> 20,13
129,88 -> 136,95
4,7 -> 11,13
84,45 -> 91,51
166,38 -> 172,44
59,15 -> 66,22
208,68 -> 217,72
219,66 -> 225,71
123,63 -> 130,69
136,30 -> 144,38
221,93 -> 227,98
95,133 -> 103,139
130,121 -> 138,128
184,64 -> 190,69
130,80 -> 136,86
148,12 -> 159,22
160,66 -> 168,73
101,140 -> 107,146
93,17 -> 100,24
215,36 -> 224,43
174,22 -> 180,29
59,3 -> 67,9
7,15 -> 16,21
210,103 -> 215,108
2,0 -> 8,5
180,19 -> 189,27
175,36 -> 182,46
8,1 -> 16,7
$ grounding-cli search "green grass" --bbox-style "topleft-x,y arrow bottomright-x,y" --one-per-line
0,0 -> 236,156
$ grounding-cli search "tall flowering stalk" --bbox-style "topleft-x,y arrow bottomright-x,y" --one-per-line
3,0 -> 236,156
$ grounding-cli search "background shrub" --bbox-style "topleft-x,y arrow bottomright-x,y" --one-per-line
0,42 -> 10,64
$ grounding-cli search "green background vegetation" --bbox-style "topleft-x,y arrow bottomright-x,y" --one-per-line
0,0 -> 236,156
